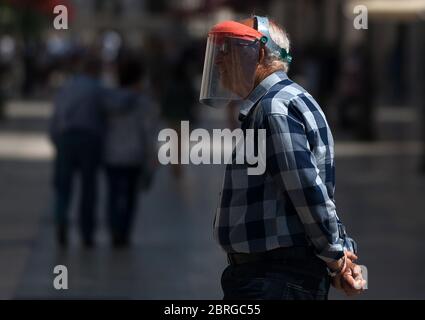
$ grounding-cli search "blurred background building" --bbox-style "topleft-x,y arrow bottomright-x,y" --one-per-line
0,0 -> 425,299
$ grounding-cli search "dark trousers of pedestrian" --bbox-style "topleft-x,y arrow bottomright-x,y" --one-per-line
53,130 -> 101,246
105,166 -> 141,246
221,247 -> 331,300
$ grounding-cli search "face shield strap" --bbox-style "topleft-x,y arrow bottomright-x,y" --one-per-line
254,15 -> 292,64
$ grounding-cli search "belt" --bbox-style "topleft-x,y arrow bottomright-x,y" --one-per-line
227,246 -> 322,266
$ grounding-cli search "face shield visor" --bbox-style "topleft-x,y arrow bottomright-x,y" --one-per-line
200,21 -> 263,107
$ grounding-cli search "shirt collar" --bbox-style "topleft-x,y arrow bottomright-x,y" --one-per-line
238,70 -> 288,121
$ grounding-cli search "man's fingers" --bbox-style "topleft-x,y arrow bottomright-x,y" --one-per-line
345,251 -> 358,262
345,262 -> 364,285
339,263 -> 367,296
353,264 -> 362,273
352,265 -> 362,278
332,260 -> 367,294
342,272 -> 363,290
351,265 -> 367,289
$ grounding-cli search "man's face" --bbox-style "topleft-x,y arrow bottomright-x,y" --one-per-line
215,37 -> 259,99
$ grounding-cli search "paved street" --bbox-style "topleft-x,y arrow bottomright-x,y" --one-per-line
1,100 -> 424,299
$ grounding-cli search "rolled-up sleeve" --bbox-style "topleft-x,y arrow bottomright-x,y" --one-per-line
265,112 -> 346,263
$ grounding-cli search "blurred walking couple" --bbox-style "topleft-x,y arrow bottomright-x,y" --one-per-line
49,51 -> 158,249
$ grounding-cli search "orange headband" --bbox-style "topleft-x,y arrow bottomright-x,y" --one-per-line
208,20 -> 263,41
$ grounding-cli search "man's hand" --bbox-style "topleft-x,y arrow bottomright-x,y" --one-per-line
330,251 -> 367,296
341,261 -> 367,296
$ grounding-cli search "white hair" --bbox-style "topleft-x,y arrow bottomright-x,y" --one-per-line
264,20 -> 291,73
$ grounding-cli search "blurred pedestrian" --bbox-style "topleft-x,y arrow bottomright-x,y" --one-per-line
49,52 -> 132,248
103,56 -> 158,247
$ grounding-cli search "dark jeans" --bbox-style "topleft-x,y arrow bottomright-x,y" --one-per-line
105,166 -> 141,242
221,249 -> 330,300
53,130 -> 101,240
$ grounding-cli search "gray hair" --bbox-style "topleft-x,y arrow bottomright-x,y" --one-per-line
263,20 -> 291,73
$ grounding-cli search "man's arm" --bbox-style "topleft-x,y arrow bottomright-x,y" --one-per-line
264,107 -> 347,264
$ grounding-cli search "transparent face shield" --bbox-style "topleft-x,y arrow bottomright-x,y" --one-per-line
200,34 -> 261,107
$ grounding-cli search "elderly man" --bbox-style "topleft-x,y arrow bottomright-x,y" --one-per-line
200,16 -> 366,300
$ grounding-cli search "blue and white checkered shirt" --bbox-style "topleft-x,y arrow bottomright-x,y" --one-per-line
214,70 -> 357,263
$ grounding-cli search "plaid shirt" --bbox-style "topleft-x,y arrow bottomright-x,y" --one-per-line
214,71 -> 357,263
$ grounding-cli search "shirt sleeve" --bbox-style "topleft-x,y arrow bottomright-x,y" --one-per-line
338,220 -> 358,254
265,111 -> 348,263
